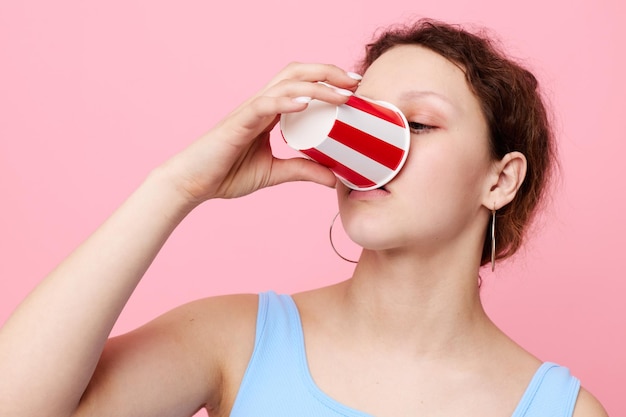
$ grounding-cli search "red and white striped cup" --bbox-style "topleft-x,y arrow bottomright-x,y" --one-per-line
280,95 -> 410,191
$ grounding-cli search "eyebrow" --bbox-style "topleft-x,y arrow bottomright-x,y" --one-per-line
399,90 -> 456,108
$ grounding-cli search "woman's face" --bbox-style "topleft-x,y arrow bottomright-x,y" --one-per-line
338,44 -> 495,253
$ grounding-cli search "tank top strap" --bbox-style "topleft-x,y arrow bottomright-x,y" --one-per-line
512,362 -> 581,417
230,291 -> 372,417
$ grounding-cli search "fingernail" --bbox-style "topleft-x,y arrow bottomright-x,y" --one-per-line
347,72 -> 363,80
333,87 -> 353,97
293,96 -> 312,104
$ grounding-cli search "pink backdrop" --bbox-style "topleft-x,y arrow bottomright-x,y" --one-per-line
1,1 -> 624,415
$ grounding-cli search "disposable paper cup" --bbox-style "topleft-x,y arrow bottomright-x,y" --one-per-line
280,95 -> 410,191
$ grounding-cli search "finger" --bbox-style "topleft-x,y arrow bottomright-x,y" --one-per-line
233,96 -> 311,132
265,78 -> 356,105
285,62 -> 362,87
235,79 -> 357,134
225,64 -> 362,136
269,157 -> 337,188
236,83 -> 351,133
214,97 -> 299,145
265,62 -> 362,92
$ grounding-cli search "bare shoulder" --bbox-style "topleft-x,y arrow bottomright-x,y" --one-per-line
76,293 -> 259,417
138,293 -> 259,364
177,293 -> 259,337
573,387 -> 609,417
171,293 -> 259,386
182,294 -> 260,414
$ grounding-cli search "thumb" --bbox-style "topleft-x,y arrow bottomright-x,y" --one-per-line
270,157 -> 337,188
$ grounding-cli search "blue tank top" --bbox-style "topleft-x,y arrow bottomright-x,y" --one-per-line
230,291 -> 580,417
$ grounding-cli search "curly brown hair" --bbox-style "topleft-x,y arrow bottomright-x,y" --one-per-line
356,19 -> 558,266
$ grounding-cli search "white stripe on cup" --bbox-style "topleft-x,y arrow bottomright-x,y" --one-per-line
337,105 -> 408,150
316,137 -> 394,184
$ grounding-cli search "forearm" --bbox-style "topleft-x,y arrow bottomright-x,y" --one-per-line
0,167 -> 197,417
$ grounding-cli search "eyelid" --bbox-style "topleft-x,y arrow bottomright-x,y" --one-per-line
402,100 -> 449,126
404,109 -> 445,130
408,121 -> 436,134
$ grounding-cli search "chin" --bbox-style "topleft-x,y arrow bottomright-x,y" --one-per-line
344,221 -> 401,251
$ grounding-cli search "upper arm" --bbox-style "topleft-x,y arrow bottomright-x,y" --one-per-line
573,387 -> 609,417
74,294 -> 258,417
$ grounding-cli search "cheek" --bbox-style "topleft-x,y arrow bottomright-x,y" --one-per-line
397,136 -> 490,204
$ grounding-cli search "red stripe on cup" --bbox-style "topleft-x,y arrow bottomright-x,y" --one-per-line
328,120 -> 405,170
300,147 -> 377,189
346,96 -> 405,128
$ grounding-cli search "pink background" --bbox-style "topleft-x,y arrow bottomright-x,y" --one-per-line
1,1 -> 624,415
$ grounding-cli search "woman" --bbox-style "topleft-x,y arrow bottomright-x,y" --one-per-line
0,19 -> 607,417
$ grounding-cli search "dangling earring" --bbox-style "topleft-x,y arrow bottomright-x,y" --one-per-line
329,212 -> 358,264
491,204 -> 497,272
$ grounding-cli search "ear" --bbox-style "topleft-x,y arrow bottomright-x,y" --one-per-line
483,151 -> 527,210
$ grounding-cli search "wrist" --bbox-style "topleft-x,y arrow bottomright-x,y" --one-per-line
143,164 -> 205,219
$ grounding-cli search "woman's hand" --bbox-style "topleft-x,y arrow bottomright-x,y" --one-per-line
0,62 -> 362,417
159,62 -> 361,203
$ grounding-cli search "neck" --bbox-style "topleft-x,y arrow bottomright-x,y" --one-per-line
336,247 -> 495,358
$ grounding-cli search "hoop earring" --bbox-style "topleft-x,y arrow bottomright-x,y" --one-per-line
491,204 -> 497,272
329,212 -> 358,264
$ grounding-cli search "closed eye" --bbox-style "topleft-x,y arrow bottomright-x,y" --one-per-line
408,122 -> 436,134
